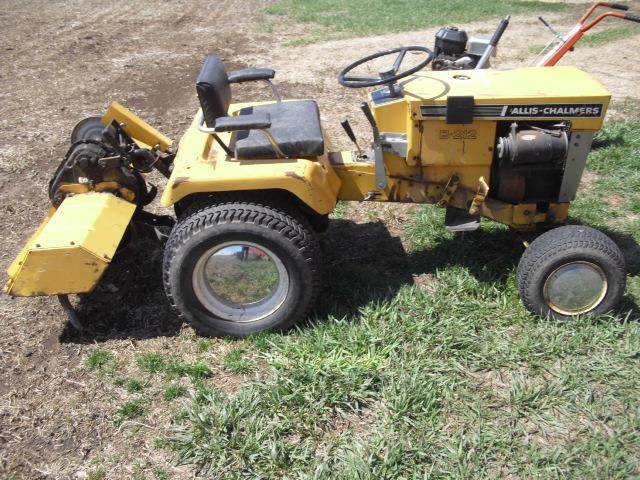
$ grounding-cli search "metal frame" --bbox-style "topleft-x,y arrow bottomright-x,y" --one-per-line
536,2 -> 628,66
196,112 -> 288,159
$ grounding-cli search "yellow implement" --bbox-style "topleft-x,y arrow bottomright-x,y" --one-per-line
5,192 -> 135,296
102,101 -> 173,151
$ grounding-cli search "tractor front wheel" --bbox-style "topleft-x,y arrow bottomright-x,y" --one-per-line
517,225 -> 626,320
163,200 -> 321,337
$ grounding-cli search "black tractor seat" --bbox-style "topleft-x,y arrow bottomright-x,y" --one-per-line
196,54 -> 325,160
234,101 -> 323,159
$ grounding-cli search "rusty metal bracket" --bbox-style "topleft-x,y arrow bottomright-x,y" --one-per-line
469,176 -> 489,215
436,175 -> 460,207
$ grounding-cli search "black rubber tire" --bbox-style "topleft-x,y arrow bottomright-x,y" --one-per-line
517,225 -> 626,320
163,199 -> 321,337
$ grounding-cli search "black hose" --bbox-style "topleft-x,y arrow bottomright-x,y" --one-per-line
625,11 -> 640,22
606,3 -> 629,11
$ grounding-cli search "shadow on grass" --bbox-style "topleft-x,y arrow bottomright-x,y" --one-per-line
314,218 -> 523,320
591,134 -> 626,150
61,217 -> 640,343
596,226 -> 640,277
314,218 -> 640,323
59,234 -> 182,344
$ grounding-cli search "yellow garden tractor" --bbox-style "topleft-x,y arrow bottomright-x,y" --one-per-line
5,6 -> 639,336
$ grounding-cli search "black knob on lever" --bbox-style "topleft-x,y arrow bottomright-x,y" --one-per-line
341,118 -> 363,153
340,118 -> 357,143
360,102 -> 379,136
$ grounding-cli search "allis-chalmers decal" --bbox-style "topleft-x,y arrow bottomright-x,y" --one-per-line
420,103 -> 604,119
501,104 -> 603,118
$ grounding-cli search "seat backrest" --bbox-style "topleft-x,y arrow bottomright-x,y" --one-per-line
196,54 -> 231,127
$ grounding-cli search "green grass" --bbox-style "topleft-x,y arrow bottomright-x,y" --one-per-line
164,384 -> 188,401
196,339 -> 212,353
115,399 -> 147,426
87,467 -> 107,480
136,352 -> 211,379
221,348 -> 255,374
113,377 -> 146,393
137,352 -> 166,374
153,467 -> 171,480
580,25 -> 640,48
85,350 -> 113,370
165,359 -> 211,379
266,0 -> 567,40
571,115 -> 640,234
163,116 -> 640,478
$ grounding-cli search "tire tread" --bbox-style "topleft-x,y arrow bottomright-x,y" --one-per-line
163,194 -> 321,336
517,225 -> 625,319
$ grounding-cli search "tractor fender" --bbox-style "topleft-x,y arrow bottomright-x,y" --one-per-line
160,121 -> 341,215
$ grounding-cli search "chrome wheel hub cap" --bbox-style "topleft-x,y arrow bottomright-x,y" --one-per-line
543,261 -> 607,316
192,242 -> 289,322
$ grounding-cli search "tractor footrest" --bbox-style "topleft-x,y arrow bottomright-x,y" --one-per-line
445,206 -> 481,232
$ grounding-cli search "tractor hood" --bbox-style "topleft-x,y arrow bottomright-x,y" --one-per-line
373,66 -> 610,132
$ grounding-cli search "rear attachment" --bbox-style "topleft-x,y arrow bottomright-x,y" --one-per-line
4,192 -> 136,296
5,102 -> 175,329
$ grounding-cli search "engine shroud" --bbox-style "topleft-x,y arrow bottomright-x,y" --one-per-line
366,65 -> 609,229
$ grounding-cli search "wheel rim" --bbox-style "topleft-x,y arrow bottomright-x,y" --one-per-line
543,261 -> 608,316
192,241 -> 289,323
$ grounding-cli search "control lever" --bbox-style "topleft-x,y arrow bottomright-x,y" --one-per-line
340,118 -> 363,154
530,16 -> 569,66
360,102 -> 387,190
538,16 -> 565,43
475,16 -> 510,69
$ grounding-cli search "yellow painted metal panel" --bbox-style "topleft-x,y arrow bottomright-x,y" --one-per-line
102,101 -> 173,151
160,106 -> 342,215
420,120 -> 495,167
4,193 -> 136,296
402,66 -> 610,131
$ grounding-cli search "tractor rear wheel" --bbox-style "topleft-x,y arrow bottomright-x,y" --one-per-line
517,225 -> 625,320
163,199 -> 321,337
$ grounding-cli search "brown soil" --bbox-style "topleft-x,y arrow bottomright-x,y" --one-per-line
1,0 -> 639,478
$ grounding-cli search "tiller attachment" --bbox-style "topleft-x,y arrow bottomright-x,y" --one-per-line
5,102 -> 173,306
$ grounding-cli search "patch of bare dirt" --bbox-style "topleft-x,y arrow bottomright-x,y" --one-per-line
579,169 -> 600,192
607,193 -> 626,208
0,1 -> 279,478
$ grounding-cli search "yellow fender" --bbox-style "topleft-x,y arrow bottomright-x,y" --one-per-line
160,106 -> 342,215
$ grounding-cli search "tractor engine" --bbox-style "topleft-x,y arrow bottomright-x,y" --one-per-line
431,26 -> 491,70
492,122 -> 570,205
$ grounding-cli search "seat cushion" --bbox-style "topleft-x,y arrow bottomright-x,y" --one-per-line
234,100 -> 324,159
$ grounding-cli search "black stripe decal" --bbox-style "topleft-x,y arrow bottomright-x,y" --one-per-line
420,103 -> 604,119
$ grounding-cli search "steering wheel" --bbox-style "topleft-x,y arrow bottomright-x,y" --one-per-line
338,46 -> 434,88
